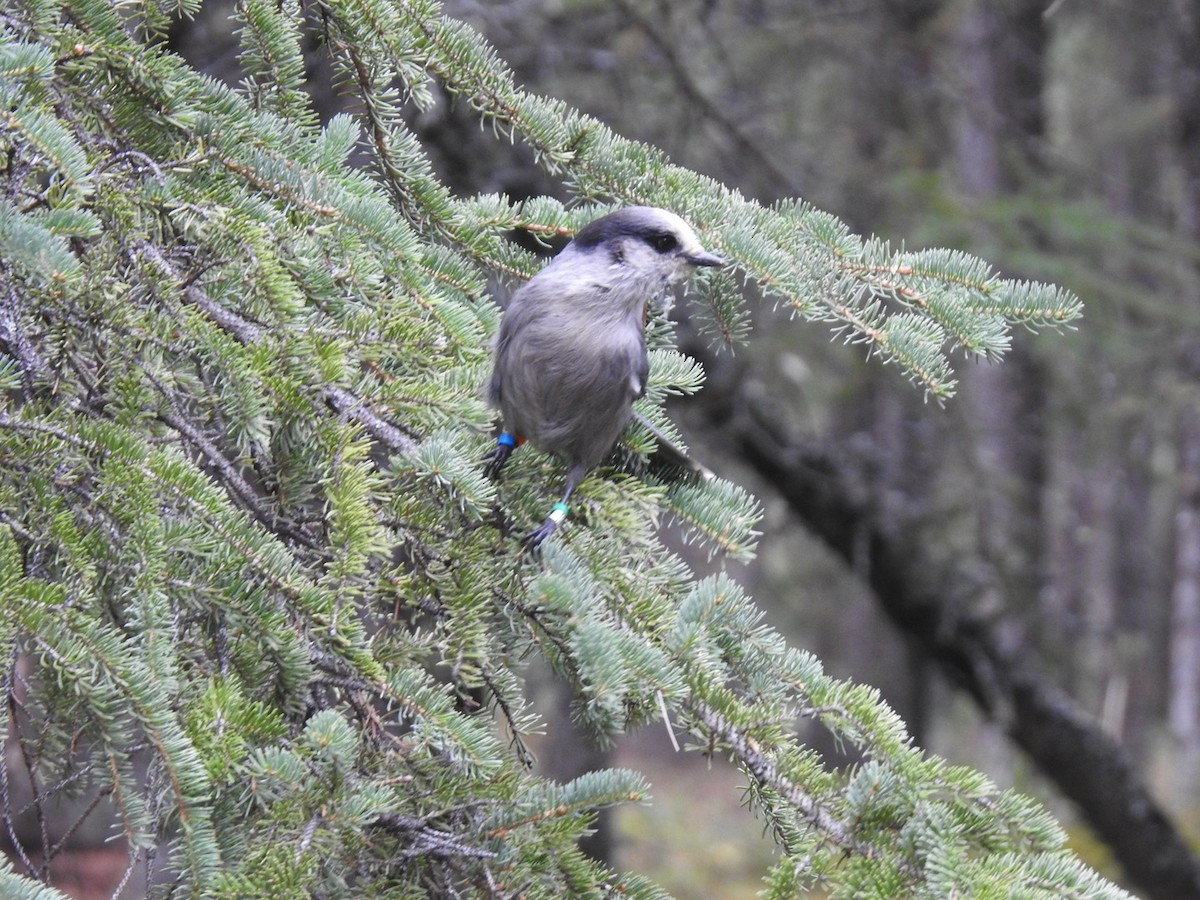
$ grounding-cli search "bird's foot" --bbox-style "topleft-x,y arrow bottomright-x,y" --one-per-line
520,502 -> 569,551
482,433 -> 520,480
521,519 -> 556,551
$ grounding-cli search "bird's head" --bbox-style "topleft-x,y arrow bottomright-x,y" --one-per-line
564,206 -> 725,298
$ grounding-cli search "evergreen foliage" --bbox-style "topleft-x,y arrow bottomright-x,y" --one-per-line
0,0 -> 1119,896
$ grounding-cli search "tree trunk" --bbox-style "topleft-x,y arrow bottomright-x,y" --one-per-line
1169,408 -> 1200,746
1168,0 -> 1200,754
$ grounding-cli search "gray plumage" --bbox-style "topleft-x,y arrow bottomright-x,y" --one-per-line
484,206 -> 724,547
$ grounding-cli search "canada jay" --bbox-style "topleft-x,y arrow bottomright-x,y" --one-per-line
483,206 -> 725,547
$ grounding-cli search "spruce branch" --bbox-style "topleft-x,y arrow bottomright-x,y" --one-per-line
136,241 -> 268,345
155,405 -> 307,546
688,696 -> 902,871
140,239 -> 424,459
373,813 -> 496,861
325,385 -> 418,455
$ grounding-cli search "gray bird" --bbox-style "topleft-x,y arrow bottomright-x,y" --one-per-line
483,206 -> 724,548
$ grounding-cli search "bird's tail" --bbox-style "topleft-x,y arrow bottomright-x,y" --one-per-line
622,410 -> 713,482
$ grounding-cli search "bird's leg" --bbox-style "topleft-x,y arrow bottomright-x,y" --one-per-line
523,463 -> 585,550
483,432 -> 523,480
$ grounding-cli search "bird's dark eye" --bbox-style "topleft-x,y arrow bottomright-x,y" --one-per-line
649,233 -> 678,253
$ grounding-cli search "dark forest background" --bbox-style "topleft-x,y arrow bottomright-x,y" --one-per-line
127,0 -> 1200,895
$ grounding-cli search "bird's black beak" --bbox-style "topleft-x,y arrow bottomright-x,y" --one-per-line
686,250 -> 726,268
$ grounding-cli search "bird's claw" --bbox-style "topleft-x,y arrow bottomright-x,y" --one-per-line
520,500 -> 569,552
521,517 -> 558,551
482,442 -> 513,480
